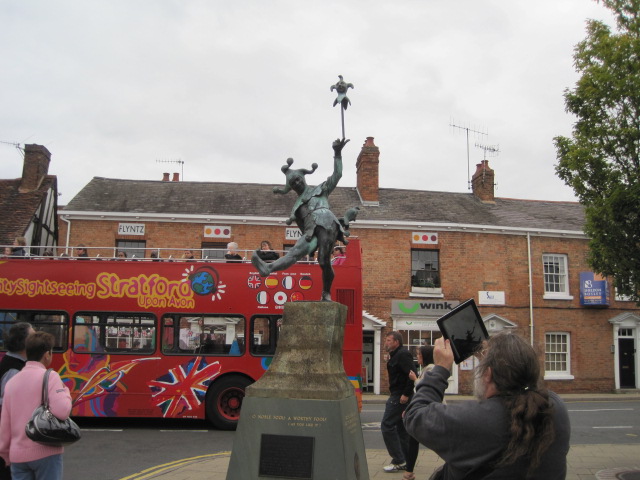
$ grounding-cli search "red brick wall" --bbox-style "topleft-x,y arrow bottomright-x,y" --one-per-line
58,217 -> 637,394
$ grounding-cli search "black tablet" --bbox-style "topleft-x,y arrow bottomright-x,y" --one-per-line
436,298 -> 489,364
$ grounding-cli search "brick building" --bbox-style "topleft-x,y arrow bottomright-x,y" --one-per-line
0,144 -> 58,250
58,138 -> 639,395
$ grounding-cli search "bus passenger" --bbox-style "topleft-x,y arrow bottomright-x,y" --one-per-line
75,245 -> 89,259
11,238 -> 27,257
256,241 -> 279,263
224,242 -> 242,263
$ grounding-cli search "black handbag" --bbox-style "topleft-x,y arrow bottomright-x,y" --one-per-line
25,369 -> 81,447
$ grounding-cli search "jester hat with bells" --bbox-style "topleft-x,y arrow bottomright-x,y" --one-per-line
272,157 -> 318,195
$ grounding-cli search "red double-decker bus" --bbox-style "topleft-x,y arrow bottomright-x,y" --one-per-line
0,240 -> 363,429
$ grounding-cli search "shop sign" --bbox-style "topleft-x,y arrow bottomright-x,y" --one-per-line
579,272 -> 609,306
285,228 -> 302,240
411,232 -> 438,244
391,300 -> 459,315
478,291 -> 505,305
395,319 -> 438,329
118,223 -> 145,235
204,226 -> 231,238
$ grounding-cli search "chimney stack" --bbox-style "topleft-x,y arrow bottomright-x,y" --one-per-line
19,144 -> 51,193
471,160 -> 495,203
172,172 -> 180,182
356,137 -> 380,205
162,173 -> 170,181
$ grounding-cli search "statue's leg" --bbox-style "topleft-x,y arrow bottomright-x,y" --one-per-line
251,237 -> 316,277
316,229 -> 335,301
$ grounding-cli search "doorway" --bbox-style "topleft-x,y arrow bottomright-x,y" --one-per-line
619,337 -> 636,389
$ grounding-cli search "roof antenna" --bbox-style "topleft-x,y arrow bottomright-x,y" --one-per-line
449,120 -> 488,190
474,143 -> 500,186
156,159 -> 185,180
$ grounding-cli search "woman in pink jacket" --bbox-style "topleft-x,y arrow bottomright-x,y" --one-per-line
0,331 -> 72,480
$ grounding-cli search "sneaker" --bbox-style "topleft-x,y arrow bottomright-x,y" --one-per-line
383,463 -> 407,473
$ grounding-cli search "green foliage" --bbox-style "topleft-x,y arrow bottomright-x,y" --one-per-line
554,0 -> 640,302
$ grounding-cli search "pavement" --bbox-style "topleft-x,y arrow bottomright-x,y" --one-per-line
118,392 -> 640,480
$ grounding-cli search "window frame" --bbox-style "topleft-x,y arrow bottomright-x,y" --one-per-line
116,240 -> 146,260
250,315 -> 281,356
0,310 -> 69,352
542,254 -> 573,300
161,313 -> 246,356
73,311 -> 157,354
411,249 -> 441,292
544,332 -> 574,380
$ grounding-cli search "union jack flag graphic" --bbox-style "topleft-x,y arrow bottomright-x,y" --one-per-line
148,358 -> 222,417
247,275 -> 262,289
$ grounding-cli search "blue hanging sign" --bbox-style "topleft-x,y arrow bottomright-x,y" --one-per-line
579,272 -> 609,306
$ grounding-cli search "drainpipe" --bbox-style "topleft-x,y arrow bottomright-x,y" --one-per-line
61,215 -> 72,255
527,232 -> 534,346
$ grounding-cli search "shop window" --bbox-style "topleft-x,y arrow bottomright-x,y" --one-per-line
544,332 -> 573,380
411,250 -> 440,289
542,254 -> 571,299
398,328 -> 442,363
0,311 -> 68,352
116,240 -> 146,260
162,314 -> 245,355
250,315 -> 281,355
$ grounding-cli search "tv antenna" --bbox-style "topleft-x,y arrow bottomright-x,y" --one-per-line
156,159 -> 185,180
450,120 -> 487,190
0,140 -> 21,150
475,143 -> 499,188
475,142 -> 499,160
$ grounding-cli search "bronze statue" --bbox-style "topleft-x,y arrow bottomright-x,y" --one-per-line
252,138 -> 358,301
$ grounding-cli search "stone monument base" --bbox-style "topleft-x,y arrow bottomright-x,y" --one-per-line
225,301 -> 369,480
227,395 -> 367,479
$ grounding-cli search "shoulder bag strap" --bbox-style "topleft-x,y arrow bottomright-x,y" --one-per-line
41,368 -> 52,407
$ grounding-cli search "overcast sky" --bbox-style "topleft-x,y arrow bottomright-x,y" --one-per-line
0,1 -> 615,206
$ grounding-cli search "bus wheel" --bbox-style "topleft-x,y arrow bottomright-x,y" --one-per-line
205,376 -> 252,430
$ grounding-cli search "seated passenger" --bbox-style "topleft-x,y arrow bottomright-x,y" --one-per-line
257,240 -> 279,262
11,237 -> 27,257
331,245 -> 347,265
224,242 -> 243,263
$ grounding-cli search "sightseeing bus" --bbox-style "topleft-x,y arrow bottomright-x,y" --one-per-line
0,239 -> 363,430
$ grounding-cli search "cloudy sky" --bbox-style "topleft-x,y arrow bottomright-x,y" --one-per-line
0,1 -> 615,205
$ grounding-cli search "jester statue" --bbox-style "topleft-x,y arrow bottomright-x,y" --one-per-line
251,138 -> 359,301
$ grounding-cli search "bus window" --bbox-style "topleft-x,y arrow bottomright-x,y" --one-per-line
250,315 -> 281,356
73,315 -> 102,353
0,311 -> 68,352
73,313 -> 156,354
162,314 -> 245,355
32,313 -> 68,351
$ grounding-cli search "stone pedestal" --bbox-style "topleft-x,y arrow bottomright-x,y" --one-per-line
226,302 -> 369,480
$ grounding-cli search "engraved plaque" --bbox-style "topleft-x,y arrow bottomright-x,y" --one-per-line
259,434 -> 314,479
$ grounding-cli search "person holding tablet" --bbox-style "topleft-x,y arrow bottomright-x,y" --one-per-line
404,332 -> 570,480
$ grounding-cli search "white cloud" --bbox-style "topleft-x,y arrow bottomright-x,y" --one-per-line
0,0 -> 615,204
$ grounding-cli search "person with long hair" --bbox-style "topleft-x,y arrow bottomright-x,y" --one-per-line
404,332 -> 570,479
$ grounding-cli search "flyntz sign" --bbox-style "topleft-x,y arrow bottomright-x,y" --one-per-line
118,223 -> 145,236
391,300 -> 460,316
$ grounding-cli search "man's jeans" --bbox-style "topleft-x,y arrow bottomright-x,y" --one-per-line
11,454 -> 63,480
381,394 -> 410,465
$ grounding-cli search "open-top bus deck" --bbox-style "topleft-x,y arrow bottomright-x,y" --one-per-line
0,240 -> 363,429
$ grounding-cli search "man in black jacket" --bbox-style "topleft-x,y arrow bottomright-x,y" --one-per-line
381,331 -> 416,473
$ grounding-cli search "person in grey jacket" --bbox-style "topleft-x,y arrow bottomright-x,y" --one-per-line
404,332 -> 570,480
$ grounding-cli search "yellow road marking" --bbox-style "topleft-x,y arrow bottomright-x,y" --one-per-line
118,452 -> 231,480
